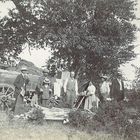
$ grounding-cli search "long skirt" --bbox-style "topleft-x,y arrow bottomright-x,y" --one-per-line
14,94 -> 25,115
84,96 -> 93,110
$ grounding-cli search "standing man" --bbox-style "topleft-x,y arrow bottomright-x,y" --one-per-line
64,71 -> 78,108
35,69 -> 49,105
110,76 -> 124,102
13,66 -> 29,115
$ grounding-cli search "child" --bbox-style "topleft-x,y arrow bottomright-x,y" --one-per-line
42,78 -> 52,107
30,91 -> 38,107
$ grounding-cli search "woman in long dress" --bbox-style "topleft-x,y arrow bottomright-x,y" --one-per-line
84,81 -> 99,110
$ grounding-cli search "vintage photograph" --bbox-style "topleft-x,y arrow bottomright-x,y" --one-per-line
0,0 -> 140,140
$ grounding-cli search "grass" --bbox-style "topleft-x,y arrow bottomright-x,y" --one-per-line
0,111 -> 124,140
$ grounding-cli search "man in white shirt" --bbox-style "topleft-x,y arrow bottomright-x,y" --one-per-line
54,79 -> 62,97
100,76 -> 110,101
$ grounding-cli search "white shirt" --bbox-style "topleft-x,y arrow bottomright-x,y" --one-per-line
100,81 -> 110,94
117,79 -> 123,90
87,85 -> 96,95
54,79 -> 62,97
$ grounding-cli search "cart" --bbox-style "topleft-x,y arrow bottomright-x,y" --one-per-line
0,69 -> 40,110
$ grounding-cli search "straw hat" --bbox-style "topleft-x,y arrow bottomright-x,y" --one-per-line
101,75 -> 108,79
43,78 -> 50,84
42,69 -> 49,73
20,66 -> 28,71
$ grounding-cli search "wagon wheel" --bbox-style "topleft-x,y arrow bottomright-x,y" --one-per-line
0,84 -> 15,111
0,84 -> 15,98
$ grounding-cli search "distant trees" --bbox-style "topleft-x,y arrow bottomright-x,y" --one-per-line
0,0 -> 137,80
131,64 -> 140,91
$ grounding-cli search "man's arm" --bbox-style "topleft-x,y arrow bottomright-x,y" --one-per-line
35,77 -> 43,93
13,74 -> 21,89
25,74 -> 30,85
75,79 -> 78,95
63,78 -> 68,93
106,82 -> 110,94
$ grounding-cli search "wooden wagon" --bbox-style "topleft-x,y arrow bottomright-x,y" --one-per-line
0,69 -> 40,107
0,69 -> 71,120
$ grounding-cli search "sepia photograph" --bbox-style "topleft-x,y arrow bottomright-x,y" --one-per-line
0,0 -> 140,140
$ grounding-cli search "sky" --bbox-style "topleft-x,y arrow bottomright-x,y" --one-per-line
0,0 -> 140,81
19,44 -> 52,68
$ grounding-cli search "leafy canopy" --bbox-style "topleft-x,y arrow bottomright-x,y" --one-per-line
0,0 -> 137,80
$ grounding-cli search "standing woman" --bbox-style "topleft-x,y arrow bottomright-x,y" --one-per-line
13,66 -> 29,115
84,81 -> 99,110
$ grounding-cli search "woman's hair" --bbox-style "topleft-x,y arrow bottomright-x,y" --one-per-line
84,81 -> 91,91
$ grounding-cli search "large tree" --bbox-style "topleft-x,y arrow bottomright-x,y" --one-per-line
0,0 -> 137,81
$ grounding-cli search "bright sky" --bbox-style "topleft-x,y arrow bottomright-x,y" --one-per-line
19,46 -> 52,68
0,0 -> 140,80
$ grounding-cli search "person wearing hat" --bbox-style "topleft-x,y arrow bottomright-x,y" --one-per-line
13,66 -> 30,115
41,78 -> 52,107
35,69 -> 50,105
99,75 -> 110,102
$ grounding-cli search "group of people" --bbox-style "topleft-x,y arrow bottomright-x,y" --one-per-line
12,66 -> 78,115
12,65 -> 125,115
100,75 -> 124,102
76,75 -> 124,111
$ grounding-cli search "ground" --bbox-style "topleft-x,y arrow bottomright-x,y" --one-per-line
0,111 -> 123,140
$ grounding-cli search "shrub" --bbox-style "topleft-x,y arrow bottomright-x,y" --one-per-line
68,101 -> 140,139
69,110 -> 90,128
27,107 -> 45,125
94,101 -> 140,139
68,109 -> 103,132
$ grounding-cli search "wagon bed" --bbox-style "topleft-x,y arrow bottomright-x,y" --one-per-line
0,69 -> 40,100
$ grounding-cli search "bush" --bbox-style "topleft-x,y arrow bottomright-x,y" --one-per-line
68,109 -> 103,132
27,107 -> 45,125
68,101 -> 140,139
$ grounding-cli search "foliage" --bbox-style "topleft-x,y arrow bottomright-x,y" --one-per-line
69,110 -> 95,130
68,101 -> 140,139
0,0 -> 137,81
27,106 -> 45,124
131,64 -> 140,92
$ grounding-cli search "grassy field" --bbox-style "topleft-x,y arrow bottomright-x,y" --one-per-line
0,111 -> 124,140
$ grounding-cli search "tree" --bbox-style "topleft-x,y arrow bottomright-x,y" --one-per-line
131,64 -> 140,91
0,0 -> 137,81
